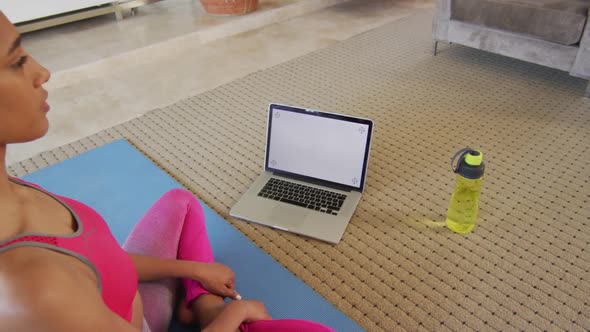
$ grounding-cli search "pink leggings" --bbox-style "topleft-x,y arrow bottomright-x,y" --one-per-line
123,189 -> 334,332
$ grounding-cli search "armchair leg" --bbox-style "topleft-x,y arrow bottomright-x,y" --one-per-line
433,41 -> 438,56
585,81 -> 590,98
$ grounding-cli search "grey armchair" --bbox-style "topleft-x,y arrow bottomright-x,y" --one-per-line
432,0 -> 590,97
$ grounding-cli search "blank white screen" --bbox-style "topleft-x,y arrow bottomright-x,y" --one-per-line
267,109 -> 369,188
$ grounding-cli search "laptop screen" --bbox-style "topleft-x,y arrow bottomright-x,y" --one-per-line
265,104 -> 373,191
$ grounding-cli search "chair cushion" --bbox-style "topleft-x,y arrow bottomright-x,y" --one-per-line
451,0 -> 590,45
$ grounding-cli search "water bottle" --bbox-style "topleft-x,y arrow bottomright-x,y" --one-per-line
445,147 -> 485,234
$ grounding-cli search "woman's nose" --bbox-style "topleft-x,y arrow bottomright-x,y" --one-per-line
33,59 -> 51,87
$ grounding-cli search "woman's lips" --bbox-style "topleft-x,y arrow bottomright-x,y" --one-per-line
42,90 -> 50,112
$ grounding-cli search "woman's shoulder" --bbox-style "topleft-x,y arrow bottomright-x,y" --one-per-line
7,177 -> 42,190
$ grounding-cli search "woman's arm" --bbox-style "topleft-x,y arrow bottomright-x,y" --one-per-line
128,253 -> 196,281
128,253 -> 240,299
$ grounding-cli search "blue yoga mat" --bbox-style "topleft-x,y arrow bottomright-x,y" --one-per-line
23,139 -> 363,332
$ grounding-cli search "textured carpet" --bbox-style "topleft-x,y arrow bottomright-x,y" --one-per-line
9,9 -> 589,332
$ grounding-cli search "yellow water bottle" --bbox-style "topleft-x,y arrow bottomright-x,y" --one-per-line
446,148 -> 485,234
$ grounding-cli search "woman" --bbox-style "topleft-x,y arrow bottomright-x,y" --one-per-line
0,12 -> 333,332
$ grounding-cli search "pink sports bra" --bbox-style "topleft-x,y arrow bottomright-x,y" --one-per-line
0,178 -> 138,322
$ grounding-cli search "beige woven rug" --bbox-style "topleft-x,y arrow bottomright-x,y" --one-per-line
9,9 -> 590,332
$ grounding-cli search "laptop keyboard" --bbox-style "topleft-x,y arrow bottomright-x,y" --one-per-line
257,178 -> 346,215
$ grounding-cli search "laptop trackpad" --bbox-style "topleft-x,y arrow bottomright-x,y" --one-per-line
270,205 -> 307,229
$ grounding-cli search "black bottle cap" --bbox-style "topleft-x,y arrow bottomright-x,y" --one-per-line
451,148 -> 485,179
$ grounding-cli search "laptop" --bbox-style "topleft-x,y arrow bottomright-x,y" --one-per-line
230,103 -> 373,244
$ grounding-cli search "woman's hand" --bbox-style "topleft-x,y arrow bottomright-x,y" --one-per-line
196,262 -> 241,300
239,300 -> 272,322
127,255 -> 241,299
201,300 -> 271,332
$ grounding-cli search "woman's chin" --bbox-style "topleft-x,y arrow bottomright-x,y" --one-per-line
14,124 -> 49,144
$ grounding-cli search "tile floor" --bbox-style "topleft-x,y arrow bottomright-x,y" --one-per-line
8,0 -> 434,165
